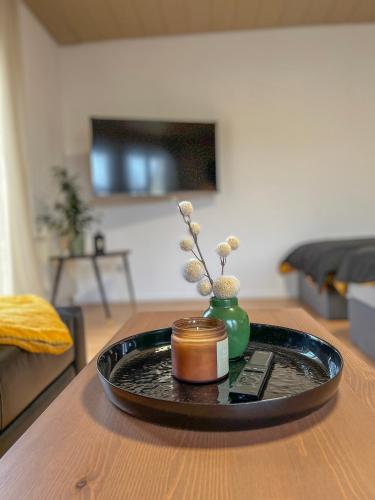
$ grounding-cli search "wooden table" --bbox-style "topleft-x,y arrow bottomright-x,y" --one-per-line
50,250 -> 136,318
0,308 -> 374,499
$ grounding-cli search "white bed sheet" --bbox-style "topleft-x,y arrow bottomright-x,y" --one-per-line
348,283 -> 375,307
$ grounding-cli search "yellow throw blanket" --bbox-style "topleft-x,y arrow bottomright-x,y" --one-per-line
0,295 -> 73,355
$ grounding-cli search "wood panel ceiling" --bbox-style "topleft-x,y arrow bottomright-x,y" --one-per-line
24,0 -> 375,45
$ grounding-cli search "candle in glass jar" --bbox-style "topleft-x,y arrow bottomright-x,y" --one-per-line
171,317 -> 229,384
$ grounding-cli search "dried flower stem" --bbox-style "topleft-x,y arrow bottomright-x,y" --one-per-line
190,249 -> 201,261
178,205 -> 213,286
220,257 -> 227,275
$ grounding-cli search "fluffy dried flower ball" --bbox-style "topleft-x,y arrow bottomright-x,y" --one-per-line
197,278 -> 212,296
226,235 -> 240,250
179,201 -> 193,217
216,242 -> 231,258
213,275 -> 240,299
179,238 -> 194,251
190,222 -> 201,235
183,259 -> 204,283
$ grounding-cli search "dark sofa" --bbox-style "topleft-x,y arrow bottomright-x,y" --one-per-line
0,306 -> 86,456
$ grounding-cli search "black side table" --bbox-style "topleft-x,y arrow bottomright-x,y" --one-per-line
50,251 -> 136,318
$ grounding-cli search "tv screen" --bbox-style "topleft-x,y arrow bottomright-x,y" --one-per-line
90,118 -> 216,197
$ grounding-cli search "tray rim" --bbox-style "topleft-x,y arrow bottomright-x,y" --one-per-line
96,322 -> 344,408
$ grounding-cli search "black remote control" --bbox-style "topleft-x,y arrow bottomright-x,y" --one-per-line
229,350 -> 274,401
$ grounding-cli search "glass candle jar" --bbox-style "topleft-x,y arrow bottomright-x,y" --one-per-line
171,317 -> 229,384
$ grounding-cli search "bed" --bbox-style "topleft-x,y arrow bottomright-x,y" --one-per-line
348,284 -> 375,360
342,248 -> 375,360
280,238 -> 375,319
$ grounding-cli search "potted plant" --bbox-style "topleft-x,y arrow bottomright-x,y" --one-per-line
38,167 -> 96,256
177,200 -> 250,359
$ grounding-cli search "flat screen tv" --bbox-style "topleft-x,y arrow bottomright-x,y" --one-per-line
90,118 -> 217,197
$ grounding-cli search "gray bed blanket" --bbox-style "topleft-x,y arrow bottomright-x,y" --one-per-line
281,238 -> 375,287
335,245 -> 375,285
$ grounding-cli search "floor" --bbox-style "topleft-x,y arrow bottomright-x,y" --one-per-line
82,298 -> 375,368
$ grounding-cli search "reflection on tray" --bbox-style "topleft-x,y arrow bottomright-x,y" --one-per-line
109,343 -> 329,405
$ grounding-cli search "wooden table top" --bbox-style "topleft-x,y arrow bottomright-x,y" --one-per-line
0,308 -> 374,500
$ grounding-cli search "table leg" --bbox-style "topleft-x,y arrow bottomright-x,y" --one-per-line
51,259 -> 64,305
92,257 -> 111,318
122,254 -> 136,304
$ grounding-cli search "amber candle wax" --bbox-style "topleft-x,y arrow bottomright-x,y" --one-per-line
171,317 -> 229,384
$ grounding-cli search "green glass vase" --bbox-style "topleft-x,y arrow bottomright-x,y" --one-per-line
203,297 -> 250,360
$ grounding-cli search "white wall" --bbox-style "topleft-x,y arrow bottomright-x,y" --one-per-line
19,3 -> 69,297
54,25 -> 375,302
19,3 -> 63,209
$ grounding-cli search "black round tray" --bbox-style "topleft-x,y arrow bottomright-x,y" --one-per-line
97,323 -> 343,430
